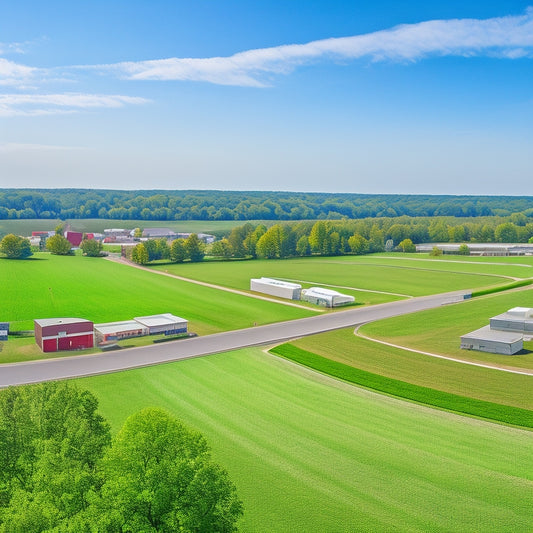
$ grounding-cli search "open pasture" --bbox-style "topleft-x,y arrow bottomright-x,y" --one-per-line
0,253 -> 314,334
153,254 -> 512,298
79,348 -> 533,533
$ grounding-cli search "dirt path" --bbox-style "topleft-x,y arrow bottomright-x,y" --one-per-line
105,256 -> 323,312
355,328 -> 533,376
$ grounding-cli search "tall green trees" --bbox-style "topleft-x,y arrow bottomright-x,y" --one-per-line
0,234 -> 32,259
80,238 -> 103,257
170,238 -> 187,263
0,386 -> 243,533
185,233 -> 205,262
131,242 -> 149,265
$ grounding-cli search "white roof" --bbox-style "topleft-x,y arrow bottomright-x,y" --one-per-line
304,287 -> 345,297
35,317 -> 92,327
507,307 -> 533,317
94,320 -> 146,335
133,313 -> 188,327
252,277 -> 301,289
461,325 -> 522,343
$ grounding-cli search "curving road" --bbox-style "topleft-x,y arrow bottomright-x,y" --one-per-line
0,291 -> 469,388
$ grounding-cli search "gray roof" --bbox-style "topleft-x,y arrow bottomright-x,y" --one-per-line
461,325 -> 522,343
94,320 -> 146,335
133,313 -> 188,327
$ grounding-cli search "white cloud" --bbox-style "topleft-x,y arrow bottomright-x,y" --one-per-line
98,7 -> 533,86
0,57 -> 40,87
0,93 -> 150,116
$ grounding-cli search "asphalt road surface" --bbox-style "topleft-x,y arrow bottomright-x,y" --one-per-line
0,291 -> 468,388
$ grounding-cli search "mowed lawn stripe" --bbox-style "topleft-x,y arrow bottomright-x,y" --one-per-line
79,349 -> 533,533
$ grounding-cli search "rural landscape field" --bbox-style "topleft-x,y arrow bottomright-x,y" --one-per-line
2,1 -> 533,531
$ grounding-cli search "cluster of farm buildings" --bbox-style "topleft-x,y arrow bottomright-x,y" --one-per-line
461,307 -> 533,355
29,227 -> 215,248
250,277 -> 355,307
34,313 -> 188,353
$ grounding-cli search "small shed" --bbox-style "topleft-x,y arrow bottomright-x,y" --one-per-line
301,287 -> 355,307
35,318 -> 94,352
133,313 -> 188,335
250,277 -> 302,300
460,326 -> 523,355
0,322 -> 9,341
94,320 -> 148,344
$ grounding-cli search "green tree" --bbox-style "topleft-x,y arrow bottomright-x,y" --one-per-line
296,235 -> 310,256
131,243 -> 149,265
210,238 -> 233,258
348,234 -> 369,255
398,238 -> 416,253
80,238 -> 103,257
170,239 -> 187,263
494,222 -> 518,243
185,233 -> 205,262
429,246 -> 443,257
92,408 -> 242,533
0,234 -> 32,259
133,227 -> 143,239
46,234 -> 72,255
255,224 -> 290,259
308,221 -> 329,255
0,383 -> 111,532
457,244 -> 470,255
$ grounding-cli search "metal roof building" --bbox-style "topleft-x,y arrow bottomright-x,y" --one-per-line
34,318 -> 94,353
133,313 -> 188,335
250,277 -> 302,300
460,326 -> 523,355
94,320 -> 148,345
302,287 -> 355,307
490,307 -> 533,334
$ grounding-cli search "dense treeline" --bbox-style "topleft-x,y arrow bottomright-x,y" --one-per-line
1,189 -> 533,221
133,218 -> 533,265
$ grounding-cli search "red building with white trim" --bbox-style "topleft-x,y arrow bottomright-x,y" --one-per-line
34,318 -> 94,352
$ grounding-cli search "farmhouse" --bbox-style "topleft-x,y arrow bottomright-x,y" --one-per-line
133,313 -> 188,335
64,231 -> 83,248
460,326 -> 523,355
34,318 -> 94,353
94,320 -> 148,345
250,277 -> 302,300
489,307 -> 533,333
302,287 -> 355,307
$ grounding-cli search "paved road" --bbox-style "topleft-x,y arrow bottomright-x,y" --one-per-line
0,291 -> 468,388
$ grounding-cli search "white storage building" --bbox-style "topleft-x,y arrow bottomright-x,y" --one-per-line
301,287 -> 355,307
94,320 -> 148,345
133,313 -> 188,335
460,326 -> 523,355
489,307 -> 533,334
250,277 -> 302,300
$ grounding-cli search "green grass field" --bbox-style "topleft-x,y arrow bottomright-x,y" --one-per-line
78,348 -> 533,533
0,218 -> 272,237
152,254 -> 512,298
360,288 -> 533,368
0,252 -> 313,345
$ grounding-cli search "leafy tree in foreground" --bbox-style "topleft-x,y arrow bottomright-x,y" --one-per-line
46,234 -> 72,255
92,408 -> 243,533
0,233 -> 32,259
398,238 -> 416,253
80,238 -> 103,257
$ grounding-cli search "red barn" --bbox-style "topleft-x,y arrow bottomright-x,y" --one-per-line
34,318 -> 94,353
65,231 -> 83,247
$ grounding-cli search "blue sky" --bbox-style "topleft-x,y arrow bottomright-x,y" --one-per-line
1,1 -> 532,194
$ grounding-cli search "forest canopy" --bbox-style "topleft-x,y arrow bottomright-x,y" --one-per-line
1,189 -> 532,222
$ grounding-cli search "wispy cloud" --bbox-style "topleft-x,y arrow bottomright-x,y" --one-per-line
0,57 -> 41,87
96,7 -> 533,87
0,93 -> 150,116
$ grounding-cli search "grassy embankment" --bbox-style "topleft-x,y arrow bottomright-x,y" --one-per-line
79,348 -> 533,533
